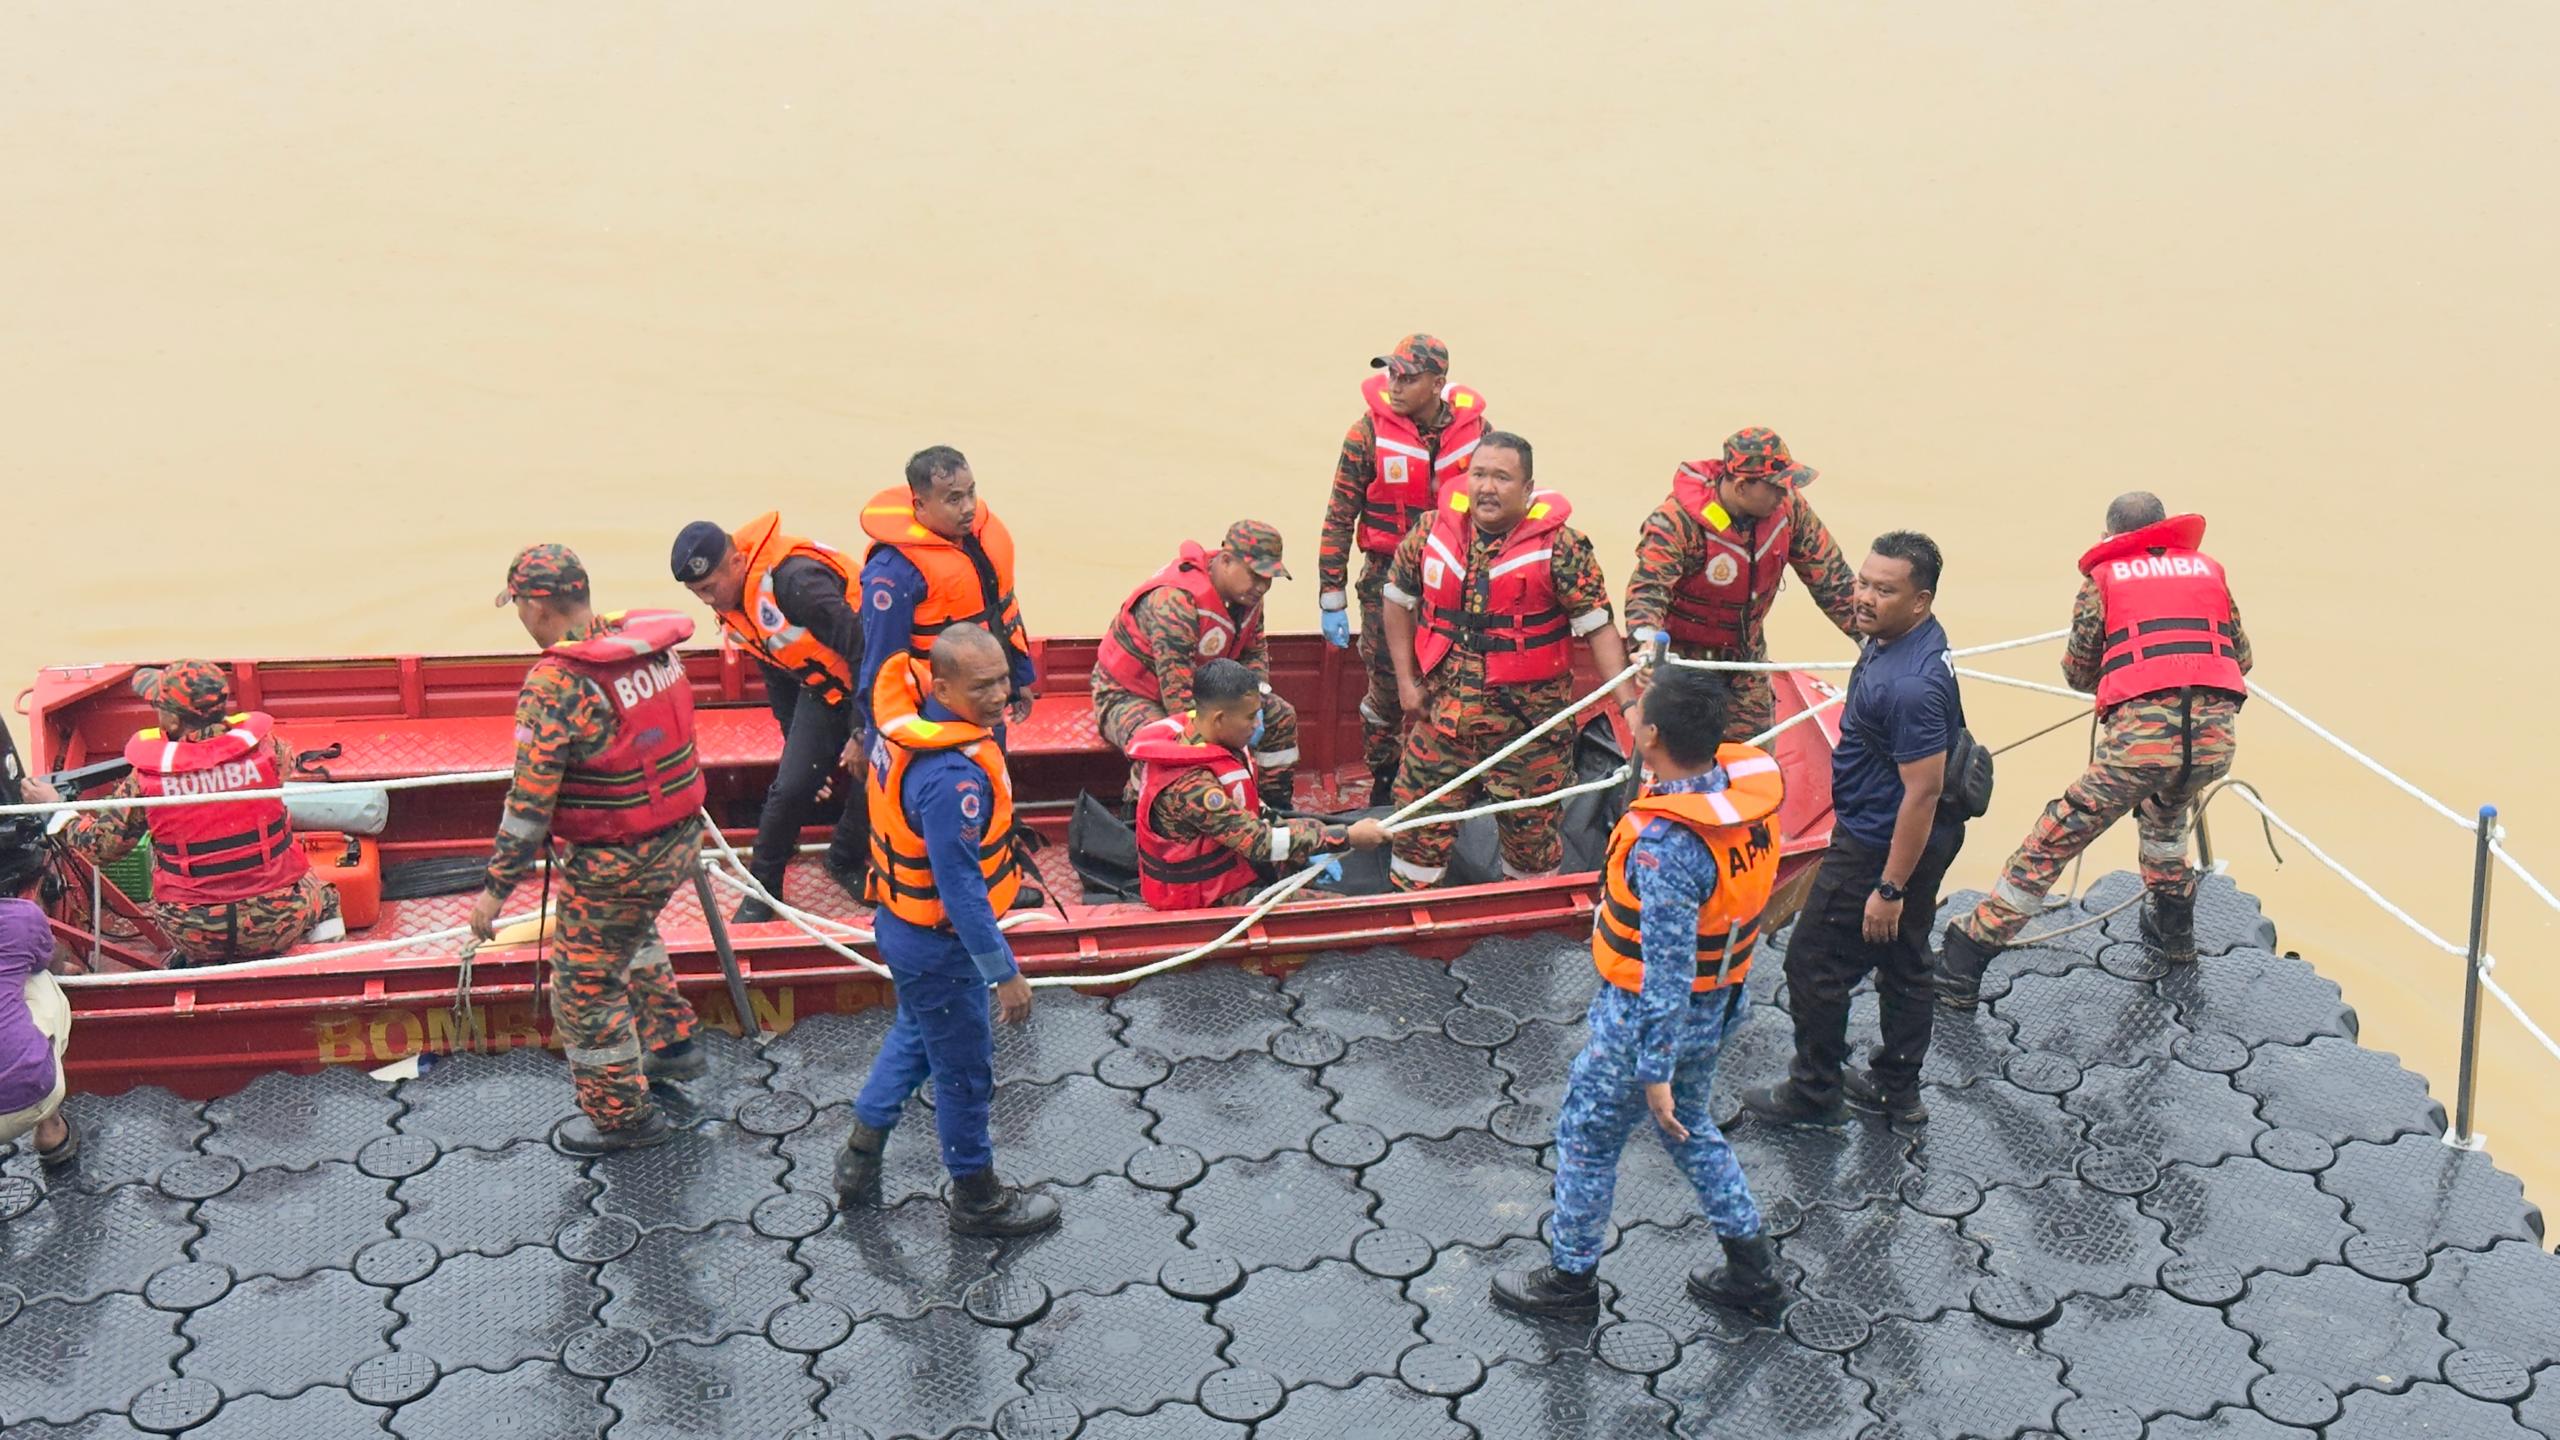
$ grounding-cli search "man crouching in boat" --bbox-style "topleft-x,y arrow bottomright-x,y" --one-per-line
470,545 -> 709,1157
1128,659 -> 1386,910
30,659 -> 343,965
835,625 -> 1058,1236
1493,664 -> 1783,1316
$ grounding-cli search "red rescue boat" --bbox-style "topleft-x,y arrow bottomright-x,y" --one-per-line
19,634 -> 1840,1099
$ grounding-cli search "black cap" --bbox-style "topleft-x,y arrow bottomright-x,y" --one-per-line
670,521 -> 732,583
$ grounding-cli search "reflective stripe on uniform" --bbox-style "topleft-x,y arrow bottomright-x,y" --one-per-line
564,1035 -> 643,1067
1991,874 -> 2044,915
1487,547 -> 1554,581
1390,854 -> 1447,884
1500,859 -> 1558,881
500,810 -> 546,839
1570,607 -> 1613,637
1270,826 -> 1291,863
2139,831 -> 2190,862
1253,746 -> 1301,768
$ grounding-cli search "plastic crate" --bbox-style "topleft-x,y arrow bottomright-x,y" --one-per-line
100,836 -> 152,902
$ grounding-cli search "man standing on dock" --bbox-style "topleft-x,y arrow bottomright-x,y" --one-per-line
857,447 -> 1038,731
1316,334 -> 1490,805
1743,532 -> 1967,1130
1623,428 -> 1860,741
471,545 -> 709,1157
1938,492 -> 2249,999
1092,521 -> 1303,808
671,513 -> 869,925
836,625 -> 1060,1237
1379,432 -> 1636,890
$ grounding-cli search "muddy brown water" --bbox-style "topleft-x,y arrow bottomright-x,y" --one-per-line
6,4 -> 2555,1211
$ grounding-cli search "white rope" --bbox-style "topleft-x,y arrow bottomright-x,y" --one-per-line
2489,841 -> 2560,921
2483,974 -> 2560,1066
60,907 -> 549,986
0,768 -> 510,819
1661,626 -> 2069,674
2219,788 -> 2469,959
1953,668 -> 2090,703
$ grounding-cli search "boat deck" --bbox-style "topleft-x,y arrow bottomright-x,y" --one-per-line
4,872 -> 2556,1439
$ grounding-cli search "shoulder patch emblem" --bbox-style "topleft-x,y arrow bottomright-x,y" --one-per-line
1201,788 -> 1228,811
1421,558 -> 1446,591
871,587 -> 894,610
958,791 -> 983,822
1382,455 -> 1410,485
1199,628 -> 1228,657
1704,553 -> 1741,587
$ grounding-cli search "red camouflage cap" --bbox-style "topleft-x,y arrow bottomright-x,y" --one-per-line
1723,428 -> 1818,489
495,543 -> 592,606
130,658 -> 235,721
1220,520 -> 1291,580
1369,334 -> 1449,380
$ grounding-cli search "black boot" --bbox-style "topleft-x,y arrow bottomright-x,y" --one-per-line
553,1108 -> 672,1157
946,1168 -> 1060,1237
834,1119 -> 889,1208
1843,1066 -> 1928,1128
1490,1263 -> 1600,1316
642,1038 -> 706,1084
1367,759 -> 1399,810
2142,889 -> 2198,964
732,864 -> 786,926
1265,771 -> 1299,814
1687,1232 -> 1783,1313
1935,922 -> 1998,1010
1739,1081 -> 1846,1129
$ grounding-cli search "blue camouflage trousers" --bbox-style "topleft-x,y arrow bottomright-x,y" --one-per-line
1549,982 -> 1763,1273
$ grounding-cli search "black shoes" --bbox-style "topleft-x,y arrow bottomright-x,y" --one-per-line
1265,772 -> 1299,814
1843,1067 -> 1928,1128
1935,922 -> 1997,1010
1687,1232 -> 1784,1314
1739,1081 -> 1847,1129
2142,889 -> 2198,965
946,1168 -> 1061,1237
553,1108 -> 672,1157
1489,1263 -> 1601,1316
642,1039 -> 706,1084
824,847 -> 870,902
1367,760 -> 1399,811
834,1119 -> 889,1208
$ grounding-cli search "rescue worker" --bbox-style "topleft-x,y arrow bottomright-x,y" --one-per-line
1938,492 -> 2251,998
1092,521 -> 1302,807
1493,665 -> 1784,1316
857,446 -> 1037,726
39,660 -> 342,965
1128,659 -> 1387,910
1743,533 -> 1967,1131
468,545 -> 709,1157
834,625 -> 1059,1236
1316,334 -> 1490,804
670,514 -> 869,924
1623,428 -> 1860,740
1380,431 -> 1636,889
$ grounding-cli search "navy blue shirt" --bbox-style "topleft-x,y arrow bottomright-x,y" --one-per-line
868,696 -> 1018,985
1830,615 -> 1963,852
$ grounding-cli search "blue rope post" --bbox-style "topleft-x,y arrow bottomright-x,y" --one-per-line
2452,803 -> 2497,1148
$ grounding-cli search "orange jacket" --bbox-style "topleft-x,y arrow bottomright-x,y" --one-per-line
716,511 -> 856,705
863,653 -> 1023,927
858,488 -> 1029,662
1591,745 -> 1786,993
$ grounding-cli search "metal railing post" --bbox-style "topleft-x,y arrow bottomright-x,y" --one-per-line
2450,804 -> 2497,1148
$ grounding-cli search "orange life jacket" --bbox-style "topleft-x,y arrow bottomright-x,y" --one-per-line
2077,514 -> 2247,711
858,488 -> 1031,664
1094,541 -> 1264,702
1662,462 -> 1797,651
123,711 -> 309,906
1358,374 -> 1489,554
540,610 -> 708,845
863,653 -> 1023,927
1413,489 -> 1576,684
1128,713 -> 1262,910
715,511 -> 857,705
1591,745 -> 1787,993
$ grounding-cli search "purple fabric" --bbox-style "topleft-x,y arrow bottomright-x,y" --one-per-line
0,898 -> 59,1113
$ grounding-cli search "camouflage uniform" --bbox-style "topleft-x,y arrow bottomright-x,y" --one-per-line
1091,521 -> 1302,801
484,549 -> 703,1131
1954,581 -> 2252,948
1623,433 -> 1858,742
1142,716 -> 1330,906
61,661 -> 340,966
1384,521 -> 1616,886
1320,363 -> 1456,778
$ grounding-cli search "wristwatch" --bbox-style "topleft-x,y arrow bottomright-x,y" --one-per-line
1874,880 -> 1907,902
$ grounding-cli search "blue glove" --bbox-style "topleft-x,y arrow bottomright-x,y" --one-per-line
1311,854 -> 1345,884
1320,608 -> 1351,649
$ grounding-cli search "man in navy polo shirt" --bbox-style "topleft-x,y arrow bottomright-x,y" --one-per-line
1743,531 -> 1967,1130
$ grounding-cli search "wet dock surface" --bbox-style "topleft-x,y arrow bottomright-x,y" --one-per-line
3,872 -> 2555,1438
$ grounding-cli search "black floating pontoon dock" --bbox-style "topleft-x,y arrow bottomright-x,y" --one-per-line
2,872 -> 2555,1439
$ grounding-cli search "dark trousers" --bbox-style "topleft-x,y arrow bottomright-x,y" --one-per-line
752,681 -> 868,881
1784,828 -> 1963,1103
851,964 -> 996,1177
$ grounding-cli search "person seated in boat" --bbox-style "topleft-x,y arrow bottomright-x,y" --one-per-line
1129,659 -> 1386,911
26,660 -> 343,966
1623,428 -> 1860,742
855,446 -> 1038,735
1378,431 -> 1637,890
1493,663 -> 1784,1318
1092,520 -> 1302,809
0,819 -> 78,1168
671,514 -> 870,925
470,544 -> 709,1157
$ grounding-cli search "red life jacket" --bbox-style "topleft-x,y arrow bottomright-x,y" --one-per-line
1128,713 -> 1262,910
1661,461 -> 1796,651
1094,541 -> 1263,701
539,610 -> 709,845
1413,489 -> 1576,684
1356,374 -> 1489,554
123,712 -> 309,905
2077,515 -> 2247,710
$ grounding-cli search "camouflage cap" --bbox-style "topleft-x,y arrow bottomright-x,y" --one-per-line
131,658 -> 234,721
1723,427 -> 1818,489
495,543 -> 590,607
1220,520 -> 1292,580
1369,334 -> 1449,380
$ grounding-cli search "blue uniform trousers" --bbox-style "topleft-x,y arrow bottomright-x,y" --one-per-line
852,964 -> 996,1177
1548,982 -> 1763,1273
